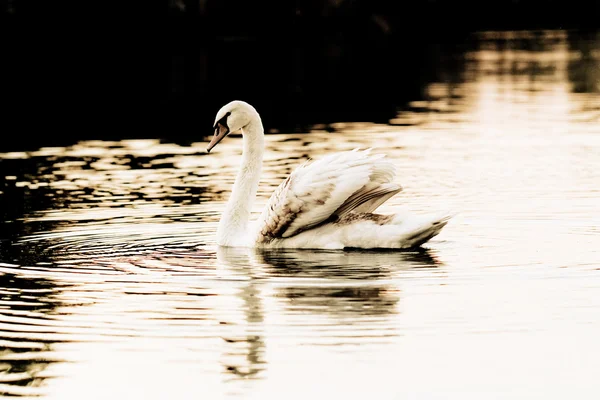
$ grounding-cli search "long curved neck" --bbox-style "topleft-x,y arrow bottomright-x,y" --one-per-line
216,118 -> 264,246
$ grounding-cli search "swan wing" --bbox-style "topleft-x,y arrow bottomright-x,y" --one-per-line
255,149 -> 402,241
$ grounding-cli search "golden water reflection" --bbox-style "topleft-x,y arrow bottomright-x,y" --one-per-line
0,30 -> 599,398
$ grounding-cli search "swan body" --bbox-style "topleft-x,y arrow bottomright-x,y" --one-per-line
208,100 -> 450,250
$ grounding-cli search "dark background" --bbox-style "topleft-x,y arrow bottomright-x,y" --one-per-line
2,0 -> 599,151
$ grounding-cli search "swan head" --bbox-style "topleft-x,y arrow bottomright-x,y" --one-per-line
207,100 -> 259,152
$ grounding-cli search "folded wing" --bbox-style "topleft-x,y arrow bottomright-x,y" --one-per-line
255,149 -> 402,242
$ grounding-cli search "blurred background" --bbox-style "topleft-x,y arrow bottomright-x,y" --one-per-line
2,0 -> 599,150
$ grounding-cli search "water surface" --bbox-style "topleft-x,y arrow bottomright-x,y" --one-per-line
1,30 -> 600,399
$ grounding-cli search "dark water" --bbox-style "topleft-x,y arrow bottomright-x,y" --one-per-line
1,30 -> 599,398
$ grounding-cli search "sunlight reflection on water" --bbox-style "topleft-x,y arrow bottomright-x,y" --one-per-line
0,30 -> 599,399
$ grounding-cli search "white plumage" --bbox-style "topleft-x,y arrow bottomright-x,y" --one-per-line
207,100 -> 451,250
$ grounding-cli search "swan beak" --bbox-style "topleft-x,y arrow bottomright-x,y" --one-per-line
207,123 -> 229,153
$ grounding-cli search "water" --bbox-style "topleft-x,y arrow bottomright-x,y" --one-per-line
1,30 -> 599,399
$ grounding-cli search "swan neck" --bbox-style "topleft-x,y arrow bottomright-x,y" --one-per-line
217,118 -> 264,246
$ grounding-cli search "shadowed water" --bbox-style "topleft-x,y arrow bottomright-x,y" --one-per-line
1,30 -> 599,399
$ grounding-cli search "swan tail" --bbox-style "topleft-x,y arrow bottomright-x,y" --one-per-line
401,216 -> 450,248
332,211 -> 452,249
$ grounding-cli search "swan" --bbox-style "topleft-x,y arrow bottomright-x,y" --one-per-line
207,100 -> 451,250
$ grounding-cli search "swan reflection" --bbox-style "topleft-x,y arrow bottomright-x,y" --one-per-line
255,248 -> 440,319
215,247 -> 266,381
216,246 -> 442,355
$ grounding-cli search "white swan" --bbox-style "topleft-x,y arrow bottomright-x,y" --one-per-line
207,100 -> 451,249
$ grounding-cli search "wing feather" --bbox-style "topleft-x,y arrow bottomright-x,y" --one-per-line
334,183 -> 402,216
255,149 -> 401,242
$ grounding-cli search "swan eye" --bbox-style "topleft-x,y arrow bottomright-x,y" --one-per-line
214,111 -> 231,130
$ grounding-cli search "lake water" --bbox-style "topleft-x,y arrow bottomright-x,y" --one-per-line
1,30 -> 599,399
